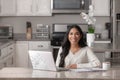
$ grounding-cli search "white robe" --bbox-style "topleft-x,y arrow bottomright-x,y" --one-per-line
56,46 -> 101,68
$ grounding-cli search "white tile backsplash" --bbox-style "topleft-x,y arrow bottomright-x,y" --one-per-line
0,15 -> 110,33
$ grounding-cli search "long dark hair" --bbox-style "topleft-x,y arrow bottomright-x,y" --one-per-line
59,24 -> 87,67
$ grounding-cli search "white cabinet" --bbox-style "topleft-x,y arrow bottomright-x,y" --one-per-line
92,0 -> 110,16
0,0 -> 16,16
17,0 -> 52,16
15,41 -> 29,67
28,41 -> 51,68
0,0 -> 52,16
32,0 -> 52,16
15,41 -> 51,68
17,0 -> 33,16
0,43 -> 15,69
6,43 -> 15,67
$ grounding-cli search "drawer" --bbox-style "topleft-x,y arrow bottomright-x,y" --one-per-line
29,41 -> 51,50
6,56 -> 14,67
7,44 -> 15,54
1,47 -> 8,58
0,63 -> 4,69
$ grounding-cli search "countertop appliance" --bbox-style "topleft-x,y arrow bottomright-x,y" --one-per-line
0,26 -> 13,39
35,24 -> 49,39
52,0 -> 90,13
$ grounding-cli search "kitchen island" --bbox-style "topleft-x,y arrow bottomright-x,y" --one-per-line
0,67 -> 120,80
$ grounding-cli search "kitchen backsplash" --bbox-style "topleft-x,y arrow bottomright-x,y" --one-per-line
0,15 -> 110,33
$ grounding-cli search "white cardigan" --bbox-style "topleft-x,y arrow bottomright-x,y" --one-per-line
56,46 -> 101,68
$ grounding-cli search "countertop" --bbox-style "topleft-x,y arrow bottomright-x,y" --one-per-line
92,43 -> 113,52
13,34 -> 50,41
0,67 -> 120,80
52,43 -> 113,52
0,33 -> 119,52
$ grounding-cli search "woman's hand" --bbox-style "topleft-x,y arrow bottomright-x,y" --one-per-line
66,64 -> 77,69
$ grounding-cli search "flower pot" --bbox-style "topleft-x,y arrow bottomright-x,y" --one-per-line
87,33 -> 95,47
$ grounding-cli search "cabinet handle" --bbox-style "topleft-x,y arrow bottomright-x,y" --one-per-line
10,48 -> 13,50
38,45 -> 43,47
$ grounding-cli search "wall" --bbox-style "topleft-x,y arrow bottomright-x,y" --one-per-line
0,14 -> 110,33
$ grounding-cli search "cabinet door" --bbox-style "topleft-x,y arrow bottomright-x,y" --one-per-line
7,43 -> 15,66
1,47 -> 8,58
0,43 -> 15,68
0,0 -> 16,16
15,41 -> 29,67
0,63 -> 4,69
7,44 -> 15,54
32,0 -> 52,16
92,0 -> 110,16
17,0 -> 32,16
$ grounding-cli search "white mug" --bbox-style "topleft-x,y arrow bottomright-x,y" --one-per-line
102,62 -> 111,70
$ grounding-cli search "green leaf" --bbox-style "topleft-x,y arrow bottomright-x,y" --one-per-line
88,26 -> 94,33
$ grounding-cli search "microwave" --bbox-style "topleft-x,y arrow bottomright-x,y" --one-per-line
0,26 -> 13,39
52,0 -> 90,13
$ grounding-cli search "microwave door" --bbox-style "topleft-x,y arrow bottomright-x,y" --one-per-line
52,0 -> 89,13
53,0 -> 81,9
0,26 -> 13,39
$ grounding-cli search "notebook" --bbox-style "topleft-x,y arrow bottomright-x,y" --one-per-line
29,50 -> 69,71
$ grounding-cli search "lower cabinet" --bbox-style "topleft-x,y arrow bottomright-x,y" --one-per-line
15,41 -> 52,68
15,41 -> 29,67
28,41 -> 52,68
0,42 -> 15,69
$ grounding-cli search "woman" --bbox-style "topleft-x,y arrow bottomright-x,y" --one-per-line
56,24 -> 101,69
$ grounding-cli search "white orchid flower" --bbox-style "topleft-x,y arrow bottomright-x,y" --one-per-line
81,5 -> 96,25
81,5 -> 96,33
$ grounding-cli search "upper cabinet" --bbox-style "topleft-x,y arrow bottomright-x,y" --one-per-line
17,0 -> 33,16
32,0 -> 52,16
17,0 -> 52,16
0,0 -> 52,16
0,0 -> 16,16
92,0 -> 110,16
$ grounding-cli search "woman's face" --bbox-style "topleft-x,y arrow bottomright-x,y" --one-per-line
68,28 -> 81,45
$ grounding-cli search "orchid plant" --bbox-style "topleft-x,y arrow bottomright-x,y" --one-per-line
81,5 -> 96,33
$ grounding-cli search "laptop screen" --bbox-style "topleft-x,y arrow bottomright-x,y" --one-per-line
29,50 -> 57,71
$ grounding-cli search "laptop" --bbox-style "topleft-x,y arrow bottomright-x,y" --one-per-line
29,50 -> 69,71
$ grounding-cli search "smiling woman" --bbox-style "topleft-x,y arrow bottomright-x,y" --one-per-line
56,24 -> 101,69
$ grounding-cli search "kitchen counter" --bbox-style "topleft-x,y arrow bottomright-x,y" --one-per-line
92,43 -> 113,52
0,67 -> 120,80
52,43 -> 113,52
13,33 -> 120,52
